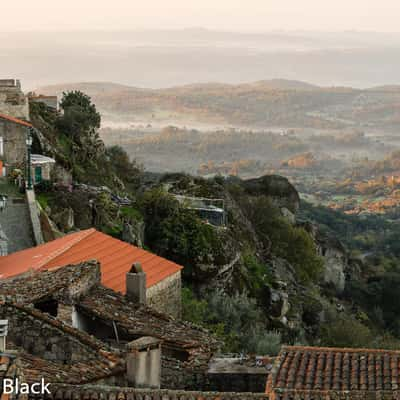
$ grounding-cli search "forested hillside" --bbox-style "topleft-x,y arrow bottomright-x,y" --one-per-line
28,92 -> 400,355
38,80 -> 400,129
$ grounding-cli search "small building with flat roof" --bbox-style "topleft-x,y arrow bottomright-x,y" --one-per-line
31,154 -> 56,184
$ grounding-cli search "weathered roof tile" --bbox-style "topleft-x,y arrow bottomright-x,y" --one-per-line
267,345 -> 400,399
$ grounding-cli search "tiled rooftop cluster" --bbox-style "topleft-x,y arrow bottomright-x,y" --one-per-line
18,350 -> 124,386
266,346 -> 400,399
0,259 -> 218,390
0,259 -> 217,367
1,302 -> 125,384
79,285 -> 218,366
29,385 -> 270,400
0,263 -> 131,386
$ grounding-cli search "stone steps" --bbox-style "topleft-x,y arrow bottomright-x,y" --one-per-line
0,197 -> 34,254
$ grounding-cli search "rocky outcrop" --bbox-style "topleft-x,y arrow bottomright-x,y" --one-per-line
302,222 -> 347,293
242,175 -> 300,213
52,207 -> 75,231
122,221 -> 144,248
266,287 -> 290,320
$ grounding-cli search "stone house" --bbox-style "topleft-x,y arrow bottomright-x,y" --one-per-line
0,79 -> 29,120
0,228 -> 183,318
0,113 -> 32,177
0,261 -> 218,393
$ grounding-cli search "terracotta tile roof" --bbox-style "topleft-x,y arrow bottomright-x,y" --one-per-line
266,345 -> 400,399
0,228 -> 183,290
0,230 -> 93,279
0,113 -> 32,128
33,384 -> 270,400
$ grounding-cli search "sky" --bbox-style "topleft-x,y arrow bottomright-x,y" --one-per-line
3,0 -> 400,32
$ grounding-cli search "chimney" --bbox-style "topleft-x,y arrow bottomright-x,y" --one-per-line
0,320 -> 8,352
126,336 -> 162,389
126,263 -> 146,305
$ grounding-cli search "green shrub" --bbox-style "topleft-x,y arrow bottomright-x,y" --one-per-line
141,189 -> 222,276
106,145 -> 142,189
37,193 -> 51,210
35,180 -> 53,193
320,316 -> 373,348
247,330 -> 282,356
120,206 -> 142,221
182,287 -> 209,325
242,253 -> 274,297
241,196 -> 323,284
182,287 -> 280,353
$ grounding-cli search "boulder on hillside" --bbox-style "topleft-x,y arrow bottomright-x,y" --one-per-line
242,175 -> 300,214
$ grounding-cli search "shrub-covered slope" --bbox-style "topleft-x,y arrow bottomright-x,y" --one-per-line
29,92 -> 400,354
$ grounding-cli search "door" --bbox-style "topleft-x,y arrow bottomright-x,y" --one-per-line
34,166 -> 42,183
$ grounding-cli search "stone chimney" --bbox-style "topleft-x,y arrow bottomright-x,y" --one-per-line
126,336 -> 162,389
126,263 -> 146,305
0,320 -> 8,352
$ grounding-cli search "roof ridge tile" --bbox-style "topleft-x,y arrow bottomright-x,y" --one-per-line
0,113 -> 32,127
282,345 -> 400,355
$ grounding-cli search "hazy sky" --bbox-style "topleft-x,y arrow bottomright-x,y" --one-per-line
3,0 -> 400,32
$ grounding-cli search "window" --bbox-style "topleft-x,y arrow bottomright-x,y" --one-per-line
0,137 -> 3,156
34,298 -> 58,317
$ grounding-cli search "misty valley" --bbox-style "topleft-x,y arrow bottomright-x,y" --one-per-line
39,80 -> 400,218
5,21 -> 400,400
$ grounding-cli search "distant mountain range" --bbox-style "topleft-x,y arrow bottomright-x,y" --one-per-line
4,30 -> 400,90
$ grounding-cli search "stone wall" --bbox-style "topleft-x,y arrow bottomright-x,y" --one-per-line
205,373 -> 267,393
0,303 -> 105,363
161,356 -> 207,390
57,303 -> 73,325
0,119 -> 27,171
147,271 -> 181,318
161,357 -> 267,393
26,189 -> 44,245
31,384 -> 270,400
0,80 -> 29,120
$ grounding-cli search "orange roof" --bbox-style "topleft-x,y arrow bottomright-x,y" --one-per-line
0,229 -> 183,291
0,113 -> 32,128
